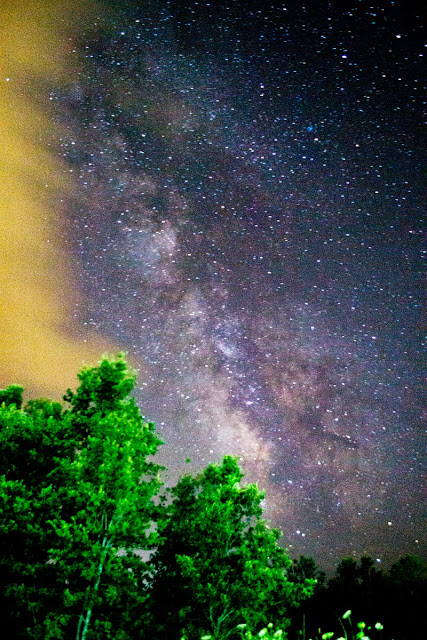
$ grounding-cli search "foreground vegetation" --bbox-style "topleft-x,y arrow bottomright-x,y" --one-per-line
0,356 -> 424,639
217,612 -> 386,640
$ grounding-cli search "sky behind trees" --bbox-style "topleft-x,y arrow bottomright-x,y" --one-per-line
0,0 -> 424,569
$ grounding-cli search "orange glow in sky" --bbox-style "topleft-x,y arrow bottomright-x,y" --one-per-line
0,1 -> 119,399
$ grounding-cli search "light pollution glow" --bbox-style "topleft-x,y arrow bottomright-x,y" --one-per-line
0,0 -> 119,399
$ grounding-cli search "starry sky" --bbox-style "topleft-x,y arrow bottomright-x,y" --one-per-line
1,0 -> 425,570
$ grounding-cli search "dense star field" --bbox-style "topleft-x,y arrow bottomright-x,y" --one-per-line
2,0 -> 425,569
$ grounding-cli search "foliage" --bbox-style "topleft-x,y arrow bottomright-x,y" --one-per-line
0,355 -> 425,639
287,554 -> 426,640
0,384 -> 23,409
288,556 -> 326,591
150,456 -> 314,639
196,613 -> 387,640
0,355 -> 163,639
330,610 -> 385,640
0,395 -> 77,635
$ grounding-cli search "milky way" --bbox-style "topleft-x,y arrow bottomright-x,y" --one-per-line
54,0 -> 425,568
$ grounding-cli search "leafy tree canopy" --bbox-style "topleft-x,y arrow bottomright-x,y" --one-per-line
5,355 -> 421,640
0,355 -> 163,639
0,384 -> 23,409
150,456 -> 314,639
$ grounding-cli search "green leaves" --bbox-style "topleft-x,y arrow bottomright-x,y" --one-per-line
63,353 -> 138,439
150,456 -> 314,639
50,358 -> 164,639
0,384 -> 23,409
0,355 -> 317,639
0,355 -> 164,639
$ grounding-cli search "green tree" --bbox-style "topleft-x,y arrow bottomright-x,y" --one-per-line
0,395 -> 77,635
0,384 -> 23,409
384,554 -> 427,638
288,556 -> 326,590
149,456 -> 314,640
0,355 -> 163,639
388,554 -> 427,591
284,556 -> 326,640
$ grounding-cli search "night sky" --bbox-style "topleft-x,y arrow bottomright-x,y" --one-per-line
1,0 -> 425,570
